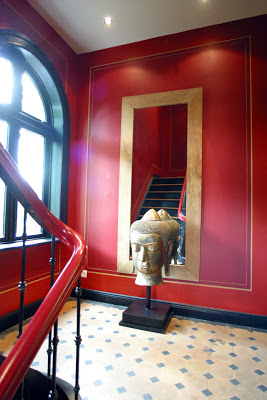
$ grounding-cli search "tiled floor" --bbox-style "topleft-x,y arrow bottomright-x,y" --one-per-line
1,298 -> 267,399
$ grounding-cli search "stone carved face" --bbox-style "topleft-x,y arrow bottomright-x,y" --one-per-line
130,209 -> 171,286
131,232 -> 166,285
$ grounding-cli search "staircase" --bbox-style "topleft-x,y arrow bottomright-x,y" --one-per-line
137,176 -> 186,221
0,144 -> 86,400
0,355 -> 77,400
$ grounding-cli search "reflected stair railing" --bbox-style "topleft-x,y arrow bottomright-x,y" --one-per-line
177,171 -> 186,222
176,171 -> 186,264
0,144 -> 87,400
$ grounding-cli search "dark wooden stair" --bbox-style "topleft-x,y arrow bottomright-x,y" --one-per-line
137,176 -> 186,221
0,355 -> 80,400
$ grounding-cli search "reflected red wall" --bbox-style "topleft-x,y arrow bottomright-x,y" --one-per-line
131,107 -> 161,220
0,0 -> 78,316
75,16 -> 267,316
131,105 -> 187,220
170,105 -> 187,171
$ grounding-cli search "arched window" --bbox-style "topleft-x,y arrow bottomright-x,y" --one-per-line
0,30 -> 70,243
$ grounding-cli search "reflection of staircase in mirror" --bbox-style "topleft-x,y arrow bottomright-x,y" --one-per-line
135,175 -> 186,265
136,176 -> 186,221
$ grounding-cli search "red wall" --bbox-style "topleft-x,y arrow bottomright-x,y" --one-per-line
0,2 -> 266,318
0,0 -> 78,316
74,15 -> 267,316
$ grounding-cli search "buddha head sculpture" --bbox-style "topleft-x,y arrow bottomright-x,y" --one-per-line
157,209 -> 180,274
130,209 -> 172,286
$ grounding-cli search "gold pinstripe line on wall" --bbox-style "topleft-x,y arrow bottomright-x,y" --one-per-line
85,270 -> 252,291
3,0 -> 69,62
83,67 -> 93,242
249,35 -> 253,292
90,36 -> 251,71
84,36 -> 252,289
0,273 -> 60,295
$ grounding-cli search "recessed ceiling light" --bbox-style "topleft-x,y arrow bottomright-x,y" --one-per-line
104,17 -> 113,26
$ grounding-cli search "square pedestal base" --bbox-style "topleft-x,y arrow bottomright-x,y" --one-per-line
119,299 -> 173,334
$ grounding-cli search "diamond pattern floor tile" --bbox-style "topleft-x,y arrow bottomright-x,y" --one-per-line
0,299 -> 267,400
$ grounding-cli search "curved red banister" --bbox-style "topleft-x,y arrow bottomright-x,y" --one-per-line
0,144 -> 87,400
178,171 -> 186,222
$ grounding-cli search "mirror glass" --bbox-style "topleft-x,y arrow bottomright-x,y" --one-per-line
131,104 -> 188,267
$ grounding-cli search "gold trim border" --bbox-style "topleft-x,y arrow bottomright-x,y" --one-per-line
0,273 -> 60,295
84,36 -> 252,290
86,270 -> 252,292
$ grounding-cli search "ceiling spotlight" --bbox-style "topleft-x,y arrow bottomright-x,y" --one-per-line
104,17 -> 113,26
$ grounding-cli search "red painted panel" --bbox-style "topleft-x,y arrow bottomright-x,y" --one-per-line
0,244 -> 60,291
0,243 -> 62,317
75,16 -> 267,315
84,38 -> 251,288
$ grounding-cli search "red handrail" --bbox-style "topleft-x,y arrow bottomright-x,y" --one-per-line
178,171 -> 186,222
0,144 -> 87,400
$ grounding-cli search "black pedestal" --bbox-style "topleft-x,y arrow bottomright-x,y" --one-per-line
119,299 -> 173,334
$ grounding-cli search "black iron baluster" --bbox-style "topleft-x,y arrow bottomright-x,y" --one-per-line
17,208 -> 27,338
48,319 -> 59,400
47,235 -> 56,377
74,277 -> 82,400
17,207 -> 27,400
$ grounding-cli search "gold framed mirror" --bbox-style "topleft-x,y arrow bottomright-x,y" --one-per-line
117,88 -> 202,282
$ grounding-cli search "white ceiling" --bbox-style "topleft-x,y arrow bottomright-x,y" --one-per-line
27,0 -> 267,55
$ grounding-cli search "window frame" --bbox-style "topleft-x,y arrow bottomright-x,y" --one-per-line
0,29 -> 70,245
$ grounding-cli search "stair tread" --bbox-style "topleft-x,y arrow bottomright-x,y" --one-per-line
153,176 -> 184,179
151,183 -> 182,186
145,198 -> 179,201
136,175 -> 186,222
142,206 -> 178,210
147,190 -> 182,193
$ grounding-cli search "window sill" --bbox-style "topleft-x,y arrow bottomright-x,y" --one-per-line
0,237 -> 58,252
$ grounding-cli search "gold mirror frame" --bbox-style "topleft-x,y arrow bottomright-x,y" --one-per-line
117,88 -> 202,281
